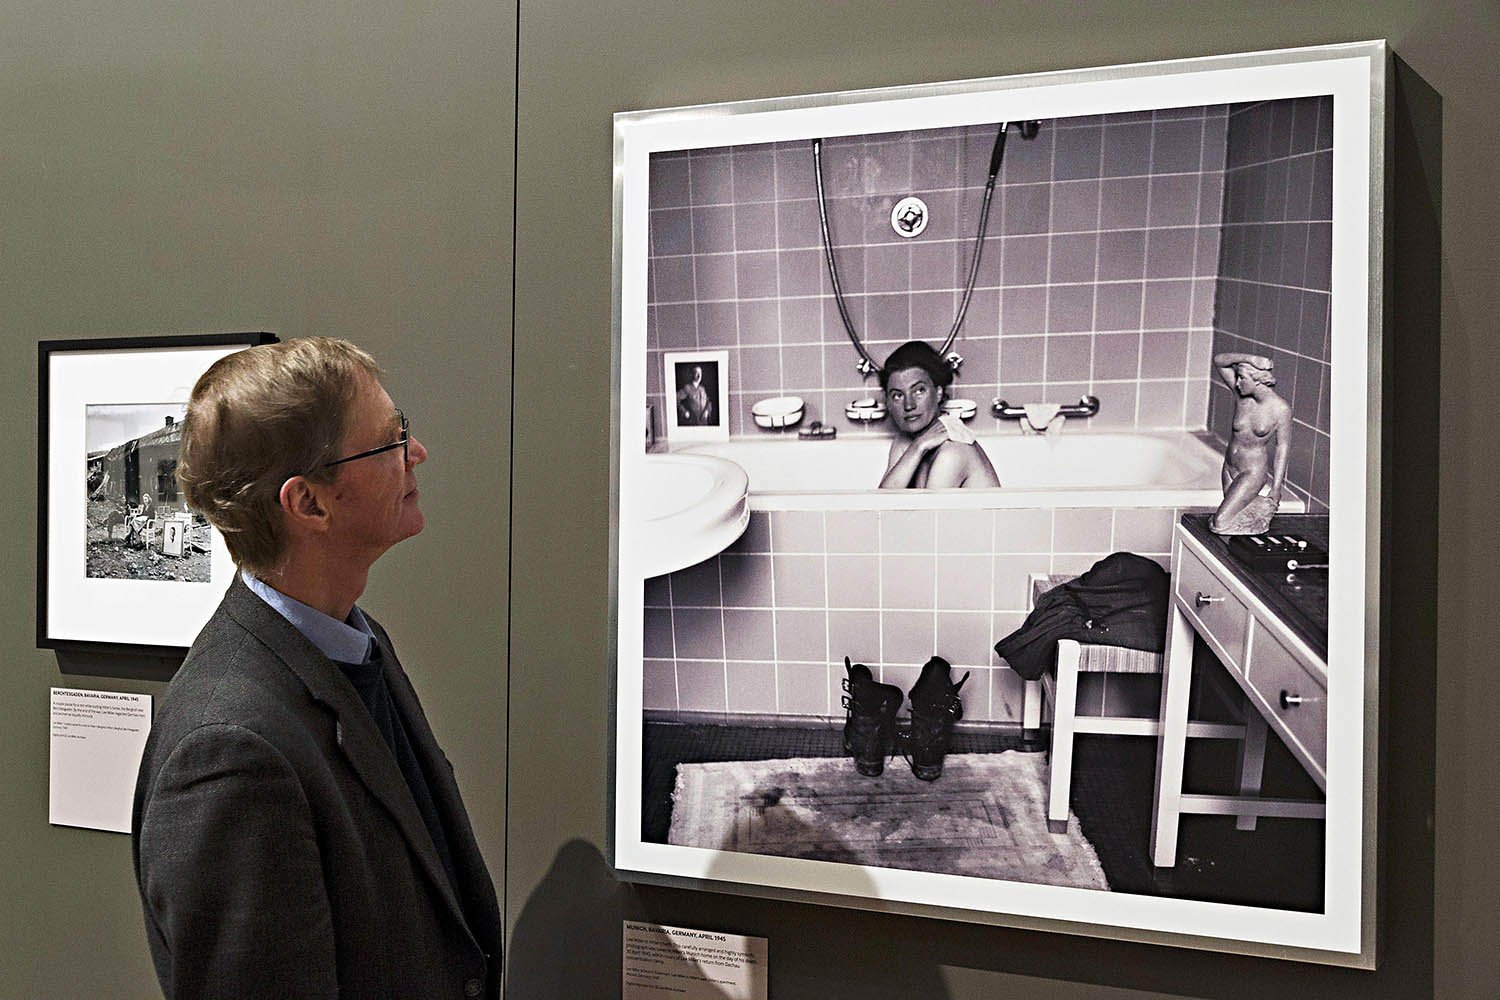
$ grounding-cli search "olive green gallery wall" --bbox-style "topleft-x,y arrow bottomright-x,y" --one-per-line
3,1 -> 1496,998
508,1 -> 1493,998
0,1 -> 515,995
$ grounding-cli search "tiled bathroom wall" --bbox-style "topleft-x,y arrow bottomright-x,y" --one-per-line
643,506 -> 1189,726
1209,97 -> 1333,512
637,93 -> 1338,727
646,106 -> 1229,439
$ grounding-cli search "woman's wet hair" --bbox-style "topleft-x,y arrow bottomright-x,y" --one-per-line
878,340 -> 954,391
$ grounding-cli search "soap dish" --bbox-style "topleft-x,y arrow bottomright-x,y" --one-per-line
752,395 -> 804,429
797,420 -> 836,440
942,398 -> 978,421
845,397 -> 887,422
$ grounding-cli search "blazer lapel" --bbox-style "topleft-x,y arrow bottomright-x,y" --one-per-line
376,632 -> 501,933
219,576 -> 475,937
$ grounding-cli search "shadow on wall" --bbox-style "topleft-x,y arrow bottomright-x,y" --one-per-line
510,839 -> 749,998
55,649 -> 181,683
507,833 -> 954,998
700,812 -> 952,999
507,839 -> 657,997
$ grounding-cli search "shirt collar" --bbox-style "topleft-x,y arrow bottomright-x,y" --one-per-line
241,568 -> 377,665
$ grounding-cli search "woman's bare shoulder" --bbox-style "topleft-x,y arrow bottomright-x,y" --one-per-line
924,440 -> 987,488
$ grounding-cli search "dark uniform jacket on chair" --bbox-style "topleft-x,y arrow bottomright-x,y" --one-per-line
994,551 -> 1170,682
132,574 -> 501,1000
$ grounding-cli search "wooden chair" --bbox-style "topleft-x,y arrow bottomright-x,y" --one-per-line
1019,575 -> 1266,834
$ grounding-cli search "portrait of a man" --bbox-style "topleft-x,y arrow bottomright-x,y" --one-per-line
674,361 -> 717,426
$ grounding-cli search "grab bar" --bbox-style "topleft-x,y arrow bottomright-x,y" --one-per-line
990,395 -> 1100,421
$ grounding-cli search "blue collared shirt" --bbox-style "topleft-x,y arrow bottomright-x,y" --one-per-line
241,569 -> 378,665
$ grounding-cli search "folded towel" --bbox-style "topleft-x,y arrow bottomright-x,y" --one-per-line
1023,402 -> 1062,427
939,413 -> 976,444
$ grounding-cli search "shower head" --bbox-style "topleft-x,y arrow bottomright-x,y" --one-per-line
987,120 -> 1042,180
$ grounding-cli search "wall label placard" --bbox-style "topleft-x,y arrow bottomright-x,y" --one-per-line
623,921 -> 767,1000
49,687 -> 152,833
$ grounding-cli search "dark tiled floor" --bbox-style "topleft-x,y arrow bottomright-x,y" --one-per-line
643,716 -> 1324,911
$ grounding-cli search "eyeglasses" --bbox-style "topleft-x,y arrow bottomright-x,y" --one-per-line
323,408 -> 408,468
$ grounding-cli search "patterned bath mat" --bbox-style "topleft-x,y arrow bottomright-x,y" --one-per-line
668,752 -> 1109,891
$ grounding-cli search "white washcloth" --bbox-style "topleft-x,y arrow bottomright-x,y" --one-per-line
938,413 -> 976,444
1023,402 -> 1061,428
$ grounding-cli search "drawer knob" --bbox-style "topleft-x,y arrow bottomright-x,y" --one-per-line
1194,591 -> 1225,608
1278,690 -> 1322,709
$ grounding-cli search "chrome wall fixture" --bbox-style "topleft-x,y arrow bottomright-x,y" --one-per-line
990,395 -> 1101,421
890,196 -> 929,238
812,121 -> 1041,378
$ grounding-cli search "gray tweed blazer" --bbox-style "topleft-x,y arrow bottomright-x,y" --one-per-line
132,573 -> 500,1000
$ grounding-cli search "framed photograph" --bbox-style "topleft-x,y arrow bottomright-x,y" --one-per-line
39,332 -> 278,656
160,517 -> 184,558
611,41 -> 1386,965
663,349 -> 730,442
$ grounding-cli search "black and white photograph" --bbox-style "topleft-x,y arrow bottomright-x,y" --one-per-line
39,332 -> 277,655
674,360 -> 718,426
613,43 -> 1383,965
663,349 -> 730,442
84,403 -> 209,583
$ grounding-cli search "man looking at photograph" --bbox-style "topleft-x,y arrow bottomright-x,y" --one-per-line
131,338 -> 499,999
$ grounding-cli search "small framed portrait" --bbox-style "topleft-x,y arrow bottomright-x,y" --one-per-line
160,518 -> 184,558
38,331 -> 278,657
662,350 -> 729,443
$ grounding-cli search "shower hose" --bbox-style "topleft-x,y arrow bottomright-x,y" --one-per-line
812,121 -> 1038,377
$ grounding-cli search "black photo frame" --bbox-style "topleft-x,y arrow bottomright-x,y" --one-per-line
38,332 -> 278,658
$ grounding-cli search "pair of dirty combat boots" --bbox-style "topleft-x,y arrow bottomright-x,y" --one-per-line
841,655 -> 969,781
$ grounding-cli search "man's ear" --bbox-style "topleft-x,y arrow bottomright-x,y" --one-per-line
279,476 -> 331,533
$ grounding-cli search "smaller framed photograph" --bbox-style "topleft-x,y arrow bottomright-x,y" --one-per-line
161,518 -> 184,558
663,350 -> 729,442
39,332 -> 278,657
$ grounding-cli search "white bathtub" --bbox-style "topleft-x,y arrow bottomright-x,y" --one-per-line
674,430 -> 1271,512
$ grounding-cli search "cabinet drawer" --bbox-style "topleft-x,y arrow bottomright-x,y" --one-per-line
1174,543 -> 1249,667
1247,621 -> 1327,785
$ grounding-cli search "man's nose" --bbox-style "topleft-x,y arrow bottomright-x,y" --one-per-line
407,435 -> 429,465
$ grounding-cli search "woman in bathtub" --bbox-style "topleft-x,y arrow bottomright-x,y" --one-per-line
879,341 -> 1000,489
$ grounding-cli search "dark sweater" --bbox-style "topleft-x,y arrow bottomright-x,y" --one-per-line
336,645 -> 461,896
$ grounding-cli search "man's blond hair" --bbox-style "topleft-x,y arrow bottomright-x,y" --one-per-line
177,338 -> 381,576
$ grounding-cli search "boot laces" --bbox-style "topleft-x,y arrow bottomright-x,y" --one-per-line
842,688 -> 899,762
900,690 -> 963,764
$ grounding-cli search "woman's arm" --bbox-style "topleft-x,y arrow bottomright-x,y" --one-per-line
1212,351 -> 1272,390
880,422 -> 949,489
924,441 -> 1001,489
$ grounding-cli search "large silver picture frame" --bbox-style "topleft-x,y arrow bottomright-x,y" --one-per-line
609,41 -> 1384,966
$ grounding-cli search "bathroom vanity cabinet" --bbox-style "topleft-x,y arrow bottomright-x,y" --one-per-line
1150,514 -> 1330,868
